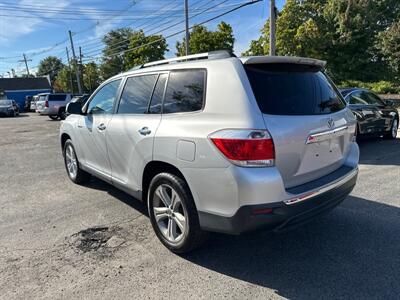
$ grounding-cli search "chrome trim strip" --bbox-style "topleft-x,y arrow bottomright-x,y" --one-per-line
284,167 -> 358,205
306,125 -> 348,144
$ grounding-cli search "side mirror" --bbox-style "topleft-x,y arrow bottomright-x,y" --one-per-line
385,100 -> 395,107
66,101 -> 84,115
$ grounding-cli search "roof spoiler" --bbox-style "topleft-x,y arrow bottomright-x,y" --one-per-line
240,56 -> 326,68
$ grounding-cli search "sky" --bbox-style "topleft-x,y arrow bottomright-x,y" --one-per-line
0,0 -> 285,77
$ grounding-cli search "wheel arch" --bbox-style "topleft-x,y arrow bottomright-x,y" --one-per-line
142,161 -> 190,203
60,133 -> 71,150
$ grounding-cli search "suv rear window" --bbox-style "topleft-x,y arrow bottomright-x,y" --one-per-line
163,69 -> 205,114
48,94 -> 67,101
244,64 -> 345,115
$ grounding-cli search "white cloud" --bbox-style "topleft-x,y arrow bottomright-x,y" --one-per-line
0,0 -> 70,44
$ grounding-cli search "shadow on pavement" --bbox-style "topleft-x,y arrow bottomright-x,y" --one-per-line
358,136 -> 400,166
79,135 -> 400,298
85,178 -> 149,217
83,175 -> 400,298
184,196 -> 400,299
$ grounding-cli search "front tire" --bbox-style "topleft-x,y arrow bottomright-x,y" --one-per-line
148,173 -> 208,253
384,118 -> 398,140
63,139 -> 91,184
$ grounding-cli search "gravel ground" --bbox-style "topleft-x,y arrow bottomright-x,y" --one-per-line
0,113 -> 399,300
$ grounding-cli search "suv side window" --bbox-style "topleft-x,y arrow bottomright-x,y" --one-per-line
118,74 -> 158,114
149,73 -> 168,114
87,79 -> 121,115
163,69 -> 205,114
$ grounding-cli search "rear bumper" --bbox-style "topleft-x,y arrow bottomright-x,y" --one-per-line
39,108 -> 57,115
198,167 -> 357,234
0,110 -> 14,116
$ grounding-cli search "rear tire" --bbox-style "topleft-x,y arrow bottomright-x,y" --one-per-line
49,115 -> 59,120
63,139 -> 91,184
148,172 -> 208,254
384,118 -> 398,140
59,108 -> 67,120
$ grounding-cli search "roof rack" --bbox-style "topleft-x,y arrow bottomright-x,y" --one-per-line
130,50 -> 234,71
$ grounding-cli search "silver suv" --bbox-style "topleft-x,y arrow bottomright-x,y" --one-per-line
61,52 -> 359,253
36,93 -> 72,120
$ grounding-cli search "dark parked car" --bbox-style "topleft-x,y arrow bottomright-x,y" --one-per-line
0,99 -> 20,117
70,94 -> 90,105
340,88 -> 399,140
65,94 -> 89,119
24,95 -> 35,112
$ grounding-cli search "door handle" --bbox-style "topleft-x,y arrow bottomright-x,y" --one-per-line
138,127 -> 151,136
97,123 -> 106,131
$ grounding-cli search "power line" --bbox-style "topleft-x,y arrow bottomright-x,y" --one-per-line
83,0 -> 231,57
72,0 -> 205,55
71,0 -> 196,48
84,0 -> 261,63
0,0 -> 141,60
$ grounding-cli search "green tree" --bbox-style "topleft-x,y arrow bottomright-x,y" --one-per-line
83,62 -> 101,93
243,0 -> 400,83
377,21 -> 400,79
176,21 -> 234,56
53,65 -> 80,93
53,67 -> 72,92
37,56 -> 64,82
100,28 -> 135,80
124,30 -> 168,69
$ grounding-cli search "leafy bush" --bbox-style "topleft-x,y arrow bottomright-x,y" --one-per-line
338,80 -> 400,94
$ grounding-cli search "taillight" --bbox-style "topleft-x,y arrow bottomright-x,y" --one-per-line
209,129 -> 275,167
351,124 -> 357,142
45,100 -> 49,108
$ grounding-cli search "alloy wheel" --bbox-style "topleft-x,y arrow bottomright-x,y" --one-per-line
65,145 -> 78,179
152,184 -> 187,244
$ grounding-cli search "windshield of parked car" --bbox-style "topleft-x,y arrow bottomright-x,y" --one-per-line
0,100 -> 12,105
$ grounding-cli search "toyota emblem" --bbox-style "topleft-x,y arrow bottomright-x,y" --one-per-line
327,118 -> 334,129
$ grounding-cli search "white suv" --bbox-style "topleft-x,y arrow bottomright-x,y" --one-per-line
61,51 -> 359,253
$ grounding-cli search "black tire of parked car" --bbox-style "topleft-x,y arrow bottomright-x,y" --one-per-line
59,108 -> 67,120
147,172 -> 208,254
63,139 -> 91,184
384,118 -> 399,140
49,115 -> 59,120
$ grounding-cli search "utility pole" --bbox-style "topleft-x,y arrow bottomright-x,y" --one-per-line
79,46 -> 84,92
18,54 -> 32,76
184,0 -> 190,55
269,0 -> 276,56
66,47 -> 74,94
68,30 -> 83,94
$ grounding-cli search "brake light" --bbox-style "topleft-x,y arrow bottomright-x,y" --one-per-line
351,124 -> 357,142
45,100 -> 49,108
209,129 -> 275,167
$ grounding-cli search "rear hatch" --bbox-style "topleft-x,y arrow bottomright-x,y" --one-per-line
35,95 -> 48,111
243,59 -> 354,188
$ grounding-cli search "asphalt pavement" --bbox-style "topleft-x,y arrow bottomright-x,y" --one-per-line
0,113 -> 399,299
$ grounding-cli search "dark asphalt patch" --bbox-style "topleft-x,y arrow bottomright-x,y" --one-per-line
69,226 -> 127,254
